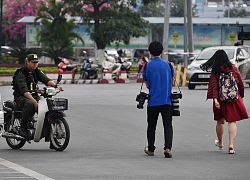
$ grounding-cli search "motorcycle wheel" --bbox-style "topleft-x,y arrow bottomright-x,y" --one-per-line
5,117 -> 26,149
79,73 -> 83,79
49,117 -> 70,151
83,73 -> 88,79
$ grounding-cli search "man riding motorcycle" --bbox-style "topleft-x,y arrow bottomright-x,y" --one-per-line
12,54 -> 64,137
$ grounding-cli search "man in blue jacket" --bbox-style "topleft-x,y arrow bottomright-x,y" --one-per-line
142,41 -> 173,158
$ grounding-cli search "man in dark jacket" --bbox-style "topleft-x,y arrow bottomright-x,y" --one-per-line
13,54 -> 64,137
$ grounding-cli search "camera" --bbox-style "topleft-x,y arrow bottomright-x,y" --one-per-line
136,92 -> 150,109
172,92 -> 182,116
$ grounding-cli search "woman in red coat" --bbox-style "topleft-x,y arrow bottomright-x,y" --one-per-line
200,49 -> 249,154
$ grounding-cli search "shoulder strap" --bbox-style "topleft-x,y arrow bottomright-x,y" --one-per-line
139,63 -> 147,93
168,62 -> 181,94
168,62 -> 174,76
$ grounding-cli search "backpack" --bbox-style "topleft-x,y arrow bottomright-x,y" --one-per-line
11,67 -> 24,90
219,72 -> 238,102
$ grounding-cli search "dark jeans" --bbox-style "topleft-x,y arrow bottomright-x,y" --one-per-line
147,104 -> 173,152
15,96 -> 36,128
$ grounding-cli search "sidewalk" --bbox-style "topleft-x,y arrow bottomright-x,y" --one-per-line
0,75 -> 12,86
0,73 -> 138,86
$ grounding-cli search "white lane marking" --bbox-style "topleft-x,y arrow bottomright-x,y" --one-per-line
0,158 -> 55,180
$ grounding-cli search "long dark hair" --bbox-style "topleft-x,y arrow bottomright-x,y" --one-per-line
200,49 -> 232,73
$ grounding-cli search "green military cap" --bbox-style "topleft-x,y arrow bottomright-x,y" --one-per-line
27,54 -> 39,63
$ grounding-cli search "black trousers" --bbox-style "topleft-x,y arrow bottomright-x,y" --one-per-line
147,104 -> 173,152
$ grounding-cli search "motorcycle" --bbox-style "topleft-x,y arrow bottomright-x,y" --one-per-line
79,51 -> 98,79
117,49 -> 132,73
58,57 -> 78,80
117,56 -> 132,73
0,75 -> 70,151
102,54 -> 121,80
138,56 -> 149,73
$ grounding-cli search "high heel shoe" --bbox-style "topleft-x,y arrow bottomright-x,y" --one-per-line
215,140 -> 223,150
229,147 -> 235,154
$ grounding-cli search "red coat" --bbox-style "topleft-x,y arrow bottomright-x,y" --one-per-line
207,65 -> 248,122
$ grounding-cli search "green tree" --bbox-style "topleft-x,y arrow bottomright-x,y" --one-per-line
10,47 -> 40,65
171,0 -> 198,17
138,2 -> 164,43
2,0 -> 47,47
35,0 -> 84,64
64,0 -> 152,64
138,0 -> 198,43
224,8 -> 248,17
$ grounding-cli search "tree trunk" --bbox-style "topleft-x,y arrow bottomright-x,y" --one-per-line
97,49 -> 106,66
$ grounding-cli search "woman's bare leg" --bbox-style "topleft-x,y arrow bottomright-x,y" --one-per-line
216,118 -> 225,147
228,121 -> 237,149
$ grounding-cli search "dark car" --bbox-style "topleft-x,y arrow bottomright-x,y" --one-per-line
167,49 -> 184,65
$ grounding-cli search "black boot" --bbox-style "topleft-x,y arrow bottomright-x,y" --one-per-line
19,127 -> 29,137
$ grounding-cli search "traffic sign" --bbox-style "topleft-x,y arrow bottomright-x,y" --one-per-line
228,31 -> 237,43
170,31 -> 181,43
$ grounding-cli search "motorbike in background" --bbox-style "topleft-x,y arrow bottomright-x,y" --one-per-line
58,57 -> 78,81
0,75 -> 70,151
117,49 -> 132,73
79,51 -> 98,79
117,56 -> 132,73
102,53 -> 121,80
138,56 -> 149,73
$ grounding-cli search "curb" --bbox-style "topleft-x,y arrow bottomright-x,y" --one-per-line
0,73 -> 140,86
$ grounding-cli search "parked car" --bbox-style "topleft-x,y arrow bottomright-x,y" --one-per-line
1,46 -> 12,56
105,49 -> 119,58
132,48 -> 184,65
132,49 -> 150,59
186,46 -> 250,89
168,49 -> 184,65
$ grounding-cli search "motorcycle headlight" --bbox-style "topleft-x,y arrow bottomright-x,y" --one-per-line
46,87 -> 57,96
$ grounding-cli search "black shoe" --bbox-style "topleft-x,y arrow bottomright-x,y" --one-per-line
19,127 -> 29,137
50,143 -> 54,149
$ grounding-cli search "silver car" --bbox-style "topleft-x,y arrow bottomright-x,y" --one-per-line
186,46 -> 250,89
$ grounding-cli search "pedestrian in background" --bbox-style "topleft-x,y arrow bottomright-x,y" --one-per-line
200,49 -> 249,154
142,41 -> 173,158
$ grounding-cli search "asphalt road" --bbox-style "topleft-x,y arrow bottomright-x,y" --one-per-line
0,83 -> 250,180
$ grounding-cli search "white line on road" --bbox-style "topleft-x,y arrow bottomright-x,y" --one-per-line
0,158 -> 54,180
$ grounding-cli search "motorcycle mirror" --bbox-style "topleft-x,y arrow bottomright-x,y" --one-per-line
57,74 -> 62,84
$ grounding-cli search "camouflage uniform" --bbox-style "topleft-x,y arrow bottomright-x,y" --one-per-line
13,66 -> 51,128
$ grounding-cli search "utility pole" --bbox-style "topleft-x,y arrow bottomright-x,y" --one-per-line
183,0 -> 194,68
187,0 -> 194,67
0,0 -> 3,64
184,0 -> 188,68
162,0 -> 170,61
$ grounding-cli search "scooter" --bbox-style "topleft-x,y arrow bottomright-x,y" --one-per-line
138,56 -> 149,73
102,54 -> 121,80
117,56 -> 132,73
58,57 -> 78,81
0,75 -> 70,151
117,49 -> 132,73
79,51 -> 98,79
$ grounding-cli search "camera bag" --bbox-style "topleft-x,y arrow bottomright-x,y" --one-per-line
168,62 -> 182,116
